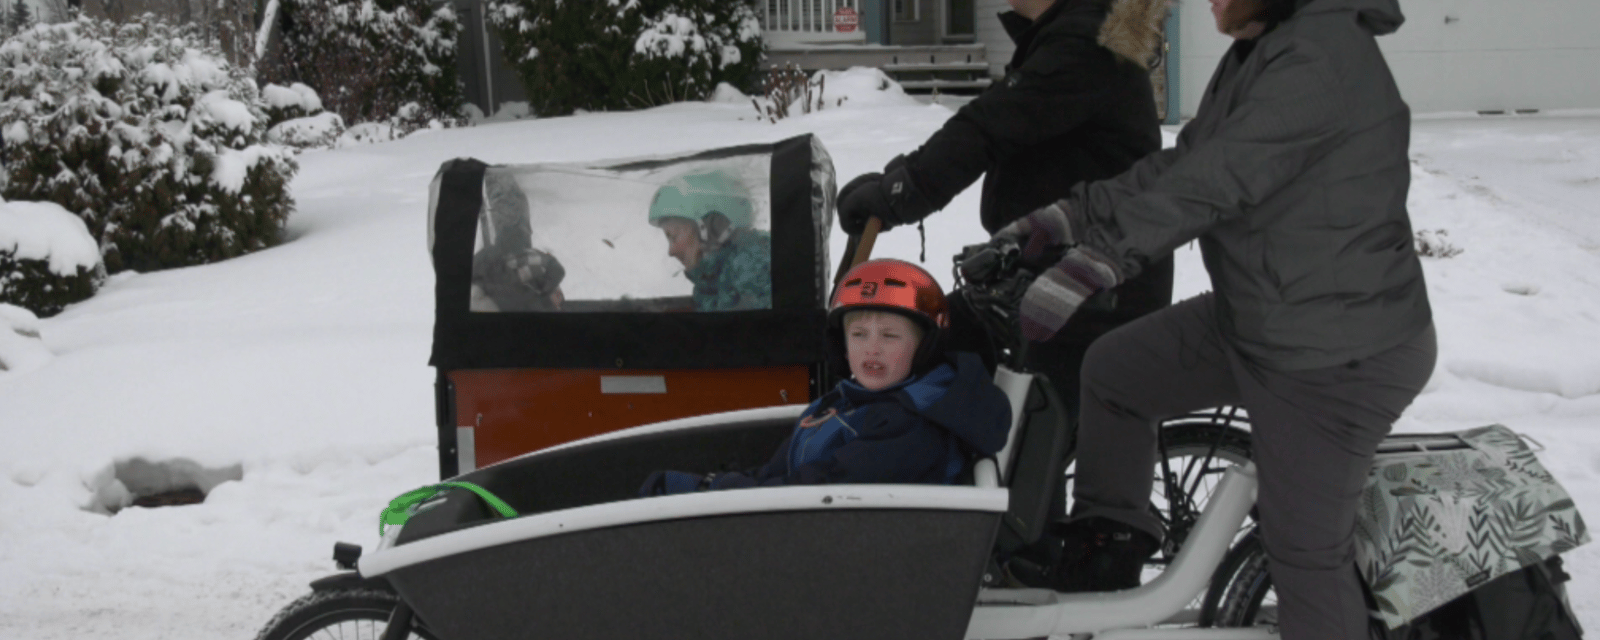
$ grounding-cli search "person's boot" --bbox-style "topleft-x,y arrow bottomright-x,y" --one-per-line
1003,534 -> 1064,588
1048,517 -> 1160,592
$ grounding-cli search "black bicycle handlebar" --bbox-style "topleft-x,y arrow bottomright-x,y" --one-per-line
950,237 -> 1116,370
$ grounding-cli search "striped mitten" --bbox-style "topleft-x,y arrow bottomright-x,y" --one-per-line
1019,247 -> 1122,342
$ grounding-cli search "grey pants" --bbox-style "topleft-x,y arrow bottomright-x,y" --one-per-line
1069,293 -> 1436,640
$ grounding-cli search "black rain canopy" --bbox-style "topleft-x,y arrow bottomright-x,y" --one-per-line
428,134 -> 837,371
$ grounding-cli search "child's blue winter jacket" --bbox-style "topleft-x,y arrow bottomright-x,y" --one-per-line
643,351 -> 1011,494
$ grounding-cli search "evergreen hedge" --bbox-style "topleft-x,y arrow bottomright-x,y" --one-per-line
268,0 -> 465,130
486,0 -> 764,117
0,252 -> 99,317
0,17 -> 297,274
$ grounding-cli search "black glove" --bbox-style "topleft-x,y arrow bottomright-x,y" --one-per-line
837,172 -> 893,236
837,157 -> 936,236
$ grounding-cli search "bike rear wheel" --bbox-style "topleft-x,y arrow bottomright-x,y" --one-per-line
1150,408 -> 1255,564
1061,406 -> 1255,564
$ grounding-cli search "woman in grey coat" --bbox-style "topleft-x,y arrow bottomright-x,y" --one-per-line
996,0 -> 1436,637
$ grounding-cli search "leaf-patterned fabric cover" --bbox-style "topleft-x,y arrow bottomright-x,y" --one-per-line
1355,424 -> 1590,629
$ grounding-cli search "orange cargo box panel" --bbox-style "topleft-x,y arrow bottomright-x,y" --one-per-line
450,366 -> 813,469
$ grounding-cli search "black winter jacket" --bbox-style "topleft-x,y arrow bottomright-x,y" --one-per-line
904,0 -> 1175,335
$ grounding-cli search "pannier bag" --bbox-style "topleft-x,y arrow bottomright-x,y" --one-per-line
1355,424 -> 1589,630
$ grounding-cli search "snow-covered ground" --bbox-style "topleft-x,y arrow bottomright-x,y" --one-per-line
2,73 -> 1599,638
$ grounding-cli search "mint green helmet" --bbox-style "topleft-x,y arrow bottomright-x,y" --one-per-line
648,169 -> 755,231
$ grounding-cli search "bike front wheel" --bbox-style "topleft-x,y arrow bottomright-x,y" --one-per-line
255,588 -> 439,640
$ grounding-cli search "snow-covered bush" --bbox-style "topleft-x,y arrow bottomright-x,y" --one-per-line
261,81 -> 324,126
268,112 -> 344,149
487,0 -> 764,117
0,17 -> 297,274
262,82 -> 345,149
0,200 -> 105,317
267,0 -> 464,133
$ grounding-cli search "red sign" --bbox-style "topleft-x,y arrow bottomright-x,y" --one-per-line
834,6 -> 859,32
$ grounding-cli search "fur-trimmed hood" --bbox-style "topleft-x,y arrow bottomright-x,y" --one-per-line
1001,0 -> 1171,71
1097,0 -> 1170,70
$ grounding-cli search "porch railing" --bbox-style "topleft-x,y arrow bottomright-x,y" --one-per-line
764,0 -> 862,35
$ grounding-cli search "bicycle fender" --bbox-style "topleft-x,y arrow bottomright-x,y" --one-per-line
308,571 -> 396,594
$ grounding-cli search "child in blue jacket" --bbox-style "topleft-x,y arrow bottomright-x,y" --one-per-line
641,259 -> 1012,494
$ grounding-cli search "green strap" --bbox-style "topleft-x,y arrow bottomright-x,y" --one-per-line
380,481 -> 518,536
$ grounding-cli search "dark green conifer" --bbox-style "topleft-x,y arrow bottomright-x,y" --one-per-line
487,0 -> 764,117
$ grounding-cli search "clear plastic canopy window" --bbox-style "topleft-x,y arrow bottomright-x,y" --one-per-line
469,154 -> 774,313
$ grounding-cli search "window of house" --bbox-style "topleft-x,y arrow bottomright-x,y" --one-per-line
894,0 -> 919,21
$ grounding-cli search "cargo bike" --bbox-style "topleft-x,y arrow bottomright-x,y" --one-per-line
256,135 -> 1581,640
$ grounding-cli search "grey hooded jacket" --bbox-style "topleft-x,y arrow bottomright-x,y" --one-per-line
1065,0 -> 1432,370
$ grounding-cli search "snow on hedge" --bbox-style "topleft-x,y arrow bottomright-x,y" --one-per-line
0,201 -> 99,276
0,17 -> 297,274
486,0 -> 763,116
268,0 -> 464,132
262,82 -> 324,113
0,198 -> 103,318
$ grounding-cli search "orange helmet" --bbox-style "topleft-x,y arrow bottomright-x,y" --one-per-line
828,259 -> 949,374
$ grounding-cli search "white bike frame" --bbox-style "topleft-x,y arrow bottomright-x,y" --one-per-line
967,367 -> 1273,639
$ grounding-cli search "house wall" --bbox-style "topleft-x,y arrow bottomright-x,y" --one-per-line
889,0 -> 941,44
1174,0 -> 1600,118
974,0 -> 1014,77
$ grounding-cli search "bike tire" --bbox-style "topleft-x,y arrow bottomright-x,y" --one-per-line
1212,535 -> 1276,628
1061,407 -> 1254,566
1212,538 -> 1510,639
1151,414 -> 1255,564
255,588 -> 439,640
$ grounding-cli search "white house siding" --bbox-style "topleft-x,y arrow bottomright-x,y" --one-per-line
1175,0 -> 1600,118
975,0 -> 1015,77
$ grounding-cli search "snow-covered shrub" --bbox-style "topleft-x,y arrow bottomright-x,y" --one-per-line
268,111 -> 344,149
0,200 -> 105,317
261,81 -> 324,126
0,17 -> 297,274
267,0 -> 464,133
487,0 -> 764,117
262,82 -> 345,149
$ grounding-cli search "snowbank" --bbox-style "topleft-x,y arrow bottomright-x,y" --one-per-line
0,303 -> 51,373
812,67 -> 922,109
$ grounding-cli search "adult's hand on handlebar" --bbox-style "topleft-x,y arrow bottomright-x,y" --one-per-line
994,200 -> 1078,264
837,172 -> 887,235
838,157 -> 938,236
1018,247 -> 1122,342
